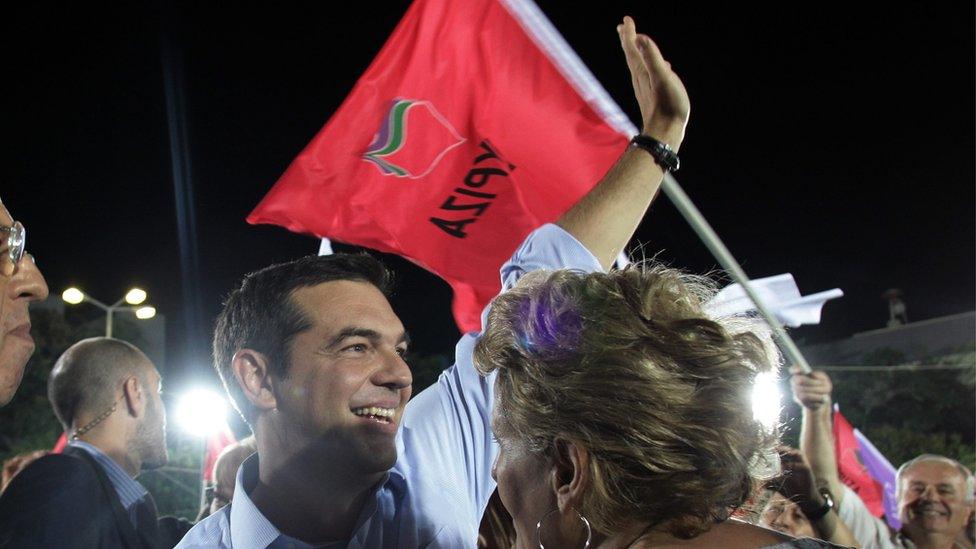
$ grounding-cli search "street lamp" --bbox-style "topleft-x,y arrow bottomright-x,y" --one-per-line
175,388 -> 232,509
61,287 -> 157,338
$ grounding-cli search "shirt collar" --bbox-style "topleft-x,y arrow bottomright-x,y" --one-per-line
68,440 -> 148,511
229,453 -> 402,549
230,453 -> 287,549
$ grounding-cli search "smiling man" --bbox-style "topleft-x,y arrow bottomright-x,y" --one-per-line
178,15 -> 689,548
895,455 -> 975,549
793,368 -> 976,549
0,198 -> 50,406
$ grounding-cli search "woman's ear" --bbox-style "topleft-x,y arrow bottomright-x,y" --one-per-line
231,349 -> 278,414
549,438 -> 590,513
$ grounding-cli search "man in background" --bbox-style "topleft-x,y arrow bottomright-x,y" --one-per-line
760,446 -> 858,546
793,367 -> 975,549
0,337 -> 169,548
197,437 -> 257,520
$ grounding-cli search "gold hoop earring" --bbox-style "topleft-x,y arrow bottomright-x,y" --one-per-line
535,507 -> 591,548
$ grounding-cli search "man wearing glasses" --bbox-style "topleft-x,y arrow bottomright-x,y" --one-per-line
0,199 -> 49,406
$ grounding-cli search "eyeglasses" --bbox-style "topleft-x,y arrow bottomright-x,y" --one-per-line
0,221 -> 25,277
204,484 -> 230,507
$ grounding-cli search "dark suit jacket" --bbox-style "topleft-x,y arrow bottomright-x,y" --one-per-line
0,446 -> 164,549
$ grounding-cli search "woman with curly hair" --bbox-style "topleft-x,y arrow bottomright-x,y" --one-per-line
474,264 -> 848,548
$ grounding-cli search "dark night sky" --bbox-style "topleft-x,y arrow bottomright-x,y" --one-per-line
5,2 -> 974,390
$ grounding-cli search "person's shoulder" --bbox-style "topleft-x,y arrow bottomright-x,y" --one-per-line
1,452 -> 97,500
708,520 -> 794,547
12,451 -> 90,473
175,505 -> 233,548
0,452 -> 107,546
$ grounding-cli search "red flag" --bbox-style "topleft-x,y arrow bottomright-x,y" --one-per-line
833,407 -> 886,518
202,425 -> 236,484
247,0 -> 635,332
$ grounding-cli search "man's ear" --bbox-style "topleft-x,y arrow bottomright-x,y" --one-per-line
231,349 -> 278,414
550,438 -> 590,513
121,376 -> 145,418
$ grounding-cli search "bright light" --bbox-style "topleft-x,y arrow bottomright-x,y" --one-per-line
175,389 -> 229,437
125,288 -> 147,305
135,306 -> 156,320
752,371 -> 782,430
62,287 -> 85,305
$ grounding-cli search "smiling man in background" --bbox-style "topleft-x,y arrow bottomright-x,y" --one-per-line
895,456 -> 974,549
793,368 -> 975,549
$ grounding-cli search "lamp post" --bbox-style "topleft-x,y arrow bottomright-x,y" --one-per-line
61,287 -> 157,338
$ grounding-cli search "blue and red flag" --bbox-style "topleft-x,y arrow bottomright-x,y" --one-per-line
833,405 -> 900,529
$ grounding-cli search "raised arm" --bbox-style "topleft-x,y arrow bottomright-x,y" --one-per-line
791,367 -> 847,506
557,16 -> 690,269
400,18 -> 693,543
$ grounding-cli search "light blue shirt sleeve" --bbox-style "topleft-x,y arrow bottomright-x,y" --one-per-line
395,223 -> 602,542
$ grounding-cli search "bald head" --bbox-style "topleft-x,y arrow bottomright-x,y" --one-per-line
48,337 -> 155,431
210,436 -> 256,514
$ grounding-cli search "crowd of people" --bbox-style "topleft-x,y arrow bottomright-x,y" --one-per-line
0,16 -> 972,549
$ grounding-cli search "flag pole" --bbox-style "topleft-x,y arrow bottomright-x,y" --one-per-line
660,173 -> 813,374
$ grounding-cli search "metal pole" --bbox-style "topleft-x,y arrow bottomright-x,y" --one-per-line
660,173 -> 812,374
106,308 -> 114,339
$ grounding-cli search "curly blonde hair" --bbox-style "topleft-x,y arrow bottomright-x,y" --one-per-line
474,264 -> 781,538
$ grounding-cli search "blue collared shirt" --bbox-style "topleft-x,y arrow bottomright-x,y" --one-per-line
177,224 -> 602,549
69,439 -> 149,525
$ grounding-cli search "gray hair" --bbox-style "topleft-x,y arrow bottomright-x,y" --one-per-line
896,454 -> 975,503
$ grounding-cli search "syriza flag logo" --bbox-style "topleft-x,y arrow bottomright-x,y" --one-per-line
363,99 -> 467,179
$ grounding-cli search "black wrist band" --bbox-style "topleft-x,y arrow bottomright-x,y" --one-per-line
630,134 -> 680,172
802,490 -> 835,521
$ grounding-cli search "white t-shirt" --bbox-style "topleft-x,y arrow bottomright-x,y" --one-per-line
836,485 -> 906,549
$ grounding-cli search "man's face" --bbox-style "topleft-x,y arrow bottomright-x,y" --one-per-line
0,203 -> 49,406
898,459 -> 974,539
272,280 -> 412,474
132,366 -> 168,471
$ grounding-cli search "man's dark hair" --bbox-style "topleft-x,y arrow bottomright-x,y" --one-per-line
213,253 -> 393,426
48,337 -> 150,432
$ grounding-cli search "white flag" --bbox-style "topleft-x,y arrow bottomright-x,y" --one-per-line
705,273 -> 842,327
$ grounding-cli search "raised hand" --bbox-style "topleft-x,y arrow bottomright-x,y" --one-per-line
617,16 -> 690,150
790,366 -> 834,411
